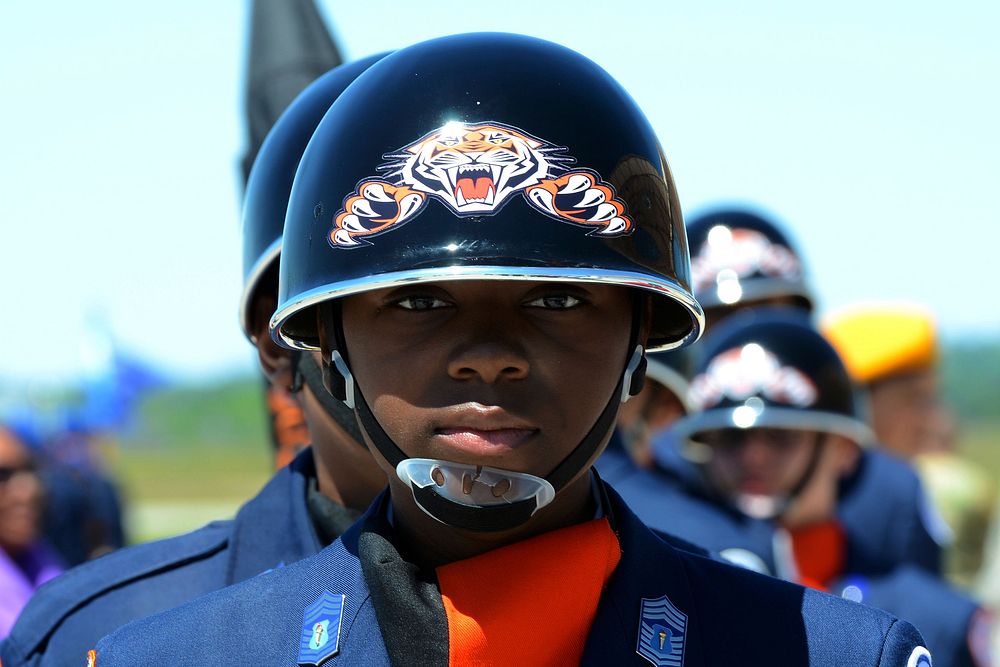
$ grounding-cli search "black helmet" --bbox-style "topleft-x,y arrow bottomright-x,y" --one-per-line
671,309 -> 870,519
673,308 -> 871,447
239,54 -> 387,341
271,33 -> 703,531
686,207 -> 813,313
272,33 -> 702,352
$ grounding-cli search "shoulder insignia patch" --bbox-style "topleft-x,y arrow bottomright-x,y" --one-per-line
636,595 -> 687,666
908,646 -> 932,667
297,592 -> 346,666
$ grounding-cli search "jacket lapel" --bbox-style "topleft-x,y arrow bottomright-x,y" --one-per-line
581,484 -> 705,667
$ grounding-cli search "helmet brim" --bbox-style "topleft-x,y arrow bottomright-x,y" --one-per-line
238,239 -> 282,342
271,265 -> 704,353
670,406 -> 873,449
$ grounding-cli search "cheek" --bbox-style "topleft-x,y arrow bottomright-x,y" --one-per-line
706,453 -> 742,489
778,446 -> 816,486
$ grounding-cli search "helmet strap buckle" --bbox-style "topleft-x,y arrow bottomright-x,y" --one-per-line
621,344 -> 647,402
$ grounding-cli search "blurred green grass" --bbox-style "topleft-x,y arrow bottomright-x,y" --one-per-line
108,378 -> 274,542
955,419 -> 1000,473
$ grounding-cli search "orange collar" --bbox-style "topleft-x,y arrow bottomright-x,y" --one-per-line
788,520 -> 846,591
437,517 -> 621,666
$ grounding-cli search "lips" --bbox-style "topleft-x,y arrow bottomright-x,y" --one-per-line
432,404 -> 538,453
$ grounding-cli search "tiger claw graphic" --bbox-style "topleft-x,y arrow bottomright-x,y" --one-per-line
525,171 -> 633,236
329,180 -> 427,248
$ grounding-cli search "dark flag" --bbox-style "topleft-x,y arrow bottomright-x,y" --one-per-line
239,0 -> 342,468
240,0 -> 342,185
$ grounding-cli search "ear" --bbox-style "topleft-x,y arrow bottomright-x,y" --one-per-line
253,294 -> 294,389
826,435 -> 861,477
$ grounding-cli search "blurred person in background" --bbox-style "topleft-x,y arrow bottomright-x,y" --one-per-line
0,424 -> 62,639
38,416 -> 127,566
666,310 -> 993,667
0,58 -> 390,667
647,207 -> 946,574
824,304 -> 997,589
599,344 -> 789,575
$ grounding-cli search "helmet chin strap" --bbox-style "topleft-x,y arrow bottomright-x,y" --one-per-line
324,304 -> 646,532
722,434 -> 824,522
295,353 -> 367,446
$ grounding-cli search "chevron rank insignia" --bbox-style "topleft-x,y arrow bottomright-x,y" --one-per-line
636,595 -> 687,666
297,591 -> 346,666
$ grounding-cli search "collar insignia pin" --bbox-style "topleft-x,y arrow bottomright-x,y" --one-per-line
636,595 -> 687,666
297,591 -> 346,666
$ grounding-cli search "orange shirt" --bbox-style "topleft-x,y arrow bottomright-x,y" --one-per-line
437,517 -> 621,667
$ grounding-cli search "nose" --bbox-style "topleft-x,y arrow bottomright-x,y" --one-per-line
738,432 -> 777,467
447,341 -> 530,384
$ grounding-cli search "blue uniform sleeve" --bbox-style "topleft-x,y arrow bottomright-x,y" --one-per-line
879,619 -> 932,667
0,635 -> 33,667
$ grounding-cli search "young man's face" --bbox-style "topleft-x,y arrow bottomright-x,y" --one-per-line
341,280 -> 633,480
701,427 -> 818,499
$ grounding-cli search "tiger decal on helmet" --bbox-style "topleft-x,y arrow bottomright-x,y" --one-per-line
329,121 -> 633,248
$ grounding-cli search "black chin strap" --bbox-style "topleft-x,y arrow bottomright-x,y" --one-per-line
296,353 -> 367,446
780,433 -> 826,515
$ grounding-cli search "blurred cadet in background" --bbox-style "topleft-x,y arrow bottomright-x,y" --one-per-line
0,424 -> 62,639
669,207 -> 945,573
598,345 -> 787,575
38,417 -> 126,566
824,305 -> 997,590
265,382 -> 311,469
4,401 -> 128,568
0,56 -> 389,667
667,310 -> 993,667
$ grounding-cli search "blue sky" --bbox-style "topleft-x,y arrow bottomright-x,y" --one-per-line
1,1 -> 997,384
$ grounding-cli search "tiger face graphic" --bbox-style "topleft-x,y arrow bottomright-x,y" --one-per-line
329,120 -> 634,248
383,122 -> 563,215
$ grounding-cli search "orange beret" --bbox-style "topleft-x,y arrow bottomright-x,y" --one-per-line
821,304 -> 938,384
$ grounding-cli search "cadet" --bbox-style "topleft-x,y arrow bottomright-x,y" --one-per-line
0,56 -> 387,667
94,33 -> 928,666
664,309 -> 988,666
824,305 -> 996,589
674,207 -> 945,573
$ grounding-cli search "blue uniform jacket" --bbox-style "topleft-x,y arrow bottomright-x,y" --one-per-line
1,450 -> 324,667
838,446 -> 947,573
610,430 -> 944,574
93,483 -> 928,667
598,433 -> 980,666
